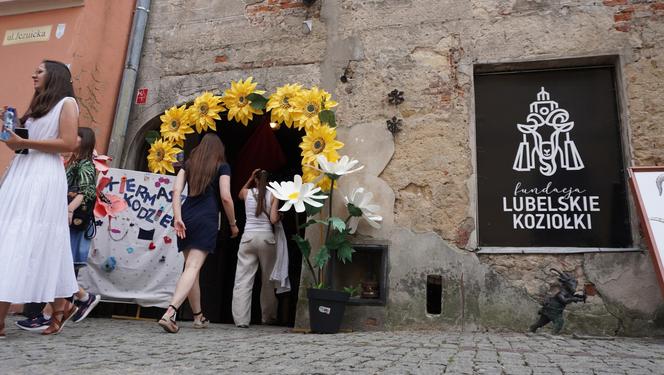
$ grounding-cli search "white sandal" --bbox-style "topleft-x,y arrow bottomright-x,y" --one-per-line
158,305 -> 179,333
192,311 -> 209,329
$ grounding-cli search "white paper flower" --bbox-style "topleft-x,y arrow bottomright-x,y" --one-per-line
344,187 -> 382,233
267,174 -> 327,213
316,155 -> 364,178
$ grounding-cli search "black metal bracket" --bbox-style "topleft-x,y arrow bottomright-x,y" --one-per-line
388,89 -> 404,105
386,116 -> 403,135
387,89 -> 404,135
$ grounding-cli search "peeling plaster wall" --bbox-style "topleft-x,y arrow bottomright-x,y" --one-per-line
125,0 -> 664,335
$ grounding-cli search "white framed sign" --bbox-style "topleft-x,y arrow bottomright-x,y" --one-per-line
629,166 -> 664,298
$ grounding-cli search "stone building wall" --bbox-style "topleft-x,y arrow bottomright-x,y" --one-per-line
122,0 -> 664,335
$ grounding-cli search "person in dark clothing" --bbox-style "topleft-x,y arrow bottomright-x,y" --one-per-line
158,133 -> 239,333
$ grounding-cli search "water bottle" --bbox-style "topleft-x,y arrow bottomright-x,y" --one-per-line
1,106 -> 16,141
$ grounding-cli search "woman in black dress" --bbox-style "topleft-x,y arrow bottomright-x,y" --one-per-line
159,133 -> 239,333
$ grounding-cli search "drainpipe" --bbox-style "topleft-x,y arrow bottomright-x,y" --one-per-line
107,0 -> 150,168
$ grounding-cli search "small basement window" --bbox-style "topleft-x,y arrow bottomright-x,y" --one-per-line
426,275 -> 442,315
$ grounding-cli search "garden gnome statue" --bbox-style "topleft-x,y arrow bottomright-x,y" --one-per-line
529,268 -> 586,334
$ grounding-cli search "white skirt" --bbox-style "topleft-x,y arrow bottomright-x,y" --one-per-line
0,151 -> 79,303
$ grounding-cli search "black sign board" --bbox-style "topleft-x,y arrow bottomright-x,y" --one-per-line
475,66 -> 631,248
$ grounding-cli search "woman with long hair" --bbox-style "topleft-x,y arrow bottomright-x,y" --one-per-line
232,169 -> 281,328
65,127 -> 98,275
159,133 -> 239,333
0,60 -> 80,337
15,127 -> 101,331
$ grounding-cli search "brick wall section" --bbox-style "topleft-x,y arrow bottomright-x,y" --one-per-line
246,0 -> 307,17
604,0 -> 664,32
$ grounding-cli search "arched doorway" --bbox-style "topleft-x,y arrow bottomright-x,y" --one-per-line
135,112 -> 304,326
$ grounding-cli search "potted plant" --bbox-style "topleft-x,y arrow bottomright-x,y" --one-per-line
267,154 -> 382,333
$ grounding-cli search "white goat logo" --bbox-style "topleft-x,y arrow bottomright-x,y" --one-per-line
513,87 -> 584,176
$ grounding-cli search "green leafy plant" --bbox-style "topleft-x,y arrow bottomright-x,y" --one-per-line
247,92 -> 268,110
144,130 -> 160,145
318,109 -> 336,127
343,285 -> 360,297
294,195 -> 356,288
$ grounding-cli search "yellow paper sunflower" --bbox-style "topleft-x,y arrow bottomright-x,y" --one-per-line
222,77 -> 266,126
189,92 -> 224,133
266,83 -> 303,128
291,86 -> 338,130
159,104 -> 194,147
147,138 -> 181,174
303,164 -> 335,192
300,123 -> 344,167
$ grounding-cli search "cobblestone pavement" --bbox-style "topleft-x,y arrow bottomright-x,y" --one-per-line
2,316 -> 664,374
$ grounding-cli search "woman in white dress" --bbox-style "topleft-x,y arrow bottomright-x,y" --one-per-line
0,60 -> 80,337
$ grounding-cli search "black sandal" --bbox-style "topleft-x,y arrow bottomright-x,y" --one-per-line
192,311 -> 209,329
158,304 -> 179,333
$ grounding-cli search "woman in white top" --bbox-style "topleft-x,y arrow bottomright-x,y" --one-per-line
232,169 -> 281,327
0,60 -> 80,337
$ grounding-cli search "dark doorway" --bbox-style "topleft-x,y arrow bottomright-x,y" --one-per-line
138,113 -> 304,326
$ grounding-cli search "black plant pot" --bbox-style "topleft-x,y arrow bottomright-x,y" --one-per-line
307,288 -> 350,333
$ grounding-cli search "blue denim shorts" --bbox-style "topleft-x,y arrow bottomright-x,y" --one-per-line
70,228 -> 92,266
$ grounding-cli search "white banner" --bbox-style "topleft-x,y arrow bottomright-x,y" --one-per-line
78,168 -> 185,308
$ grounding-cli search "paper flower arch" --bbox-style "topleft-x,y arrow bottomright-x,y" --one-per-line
146,77 -> 383,289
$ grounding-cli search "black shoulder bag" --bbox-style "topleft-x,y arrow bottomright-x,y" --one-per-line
68,162 -> 95,234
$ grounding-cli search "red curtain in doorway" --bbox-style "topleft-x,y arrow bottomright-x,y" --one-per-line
231,118 -> 287,197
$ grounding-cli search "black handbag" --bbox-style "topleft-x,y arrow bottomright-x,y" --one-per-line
68,190 -> 94,232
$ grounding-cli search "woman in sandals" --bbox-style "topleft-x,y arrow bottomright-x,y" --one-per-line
0,60 -> 80,337
232,169 -> 281,328
159,133 -> 239,333
15,127 -> 101,332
